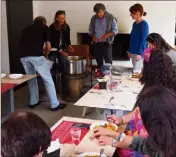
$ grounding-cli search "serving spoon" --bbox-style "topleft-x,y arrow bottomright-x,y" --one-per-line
100,148 -> 104,157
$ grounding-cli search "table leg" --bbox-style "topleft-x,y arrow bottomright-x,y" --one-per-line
90,57 -> 93,88
82,107 -> 87,117
9,88 -> 14,112
96,108 -> 100,117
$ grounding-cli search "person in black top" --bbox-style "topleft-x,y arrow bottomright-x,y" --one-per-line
20,16 -> 66,111
20,17 -> 49,58
48,10 -> 74,72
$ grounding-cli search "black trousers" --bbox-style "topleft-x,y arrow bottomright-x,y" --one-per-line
48,51 -> 65,73
93,42 -> 112,68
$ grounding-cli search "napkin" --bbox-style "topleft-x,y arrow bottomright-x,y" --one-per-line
47,138 -> 60,153
43,139 -> 61,157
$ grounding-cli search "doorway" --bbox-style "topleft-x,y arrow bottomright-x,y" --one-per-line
175,15 -> 176,47
6,0 -> 33,73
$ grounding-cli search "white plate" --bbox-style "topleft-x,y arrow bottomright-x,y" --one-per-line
51,48 -> 58,51
128,77 -> 139,81
9,74 -> 24,80
77,152 -> 107,157
90,122 -> 118,131
1,73 -> 6,79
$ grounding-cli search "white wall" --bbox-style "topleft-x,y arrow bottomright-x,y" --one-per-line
1,1 -> 10,73
34,1 -> 176,46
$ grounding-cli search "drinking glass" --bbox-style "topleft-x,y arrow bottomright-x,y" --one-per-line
106,77 -> 116,105
106,78 -> 119,93
121,71 -> 131,80
114,81 -> 122,92
70,127 -> 81,146
104,112 -> 109,120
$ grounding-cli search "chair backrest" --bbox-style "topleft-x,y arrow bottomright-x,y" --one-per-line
67,45 -> 89,58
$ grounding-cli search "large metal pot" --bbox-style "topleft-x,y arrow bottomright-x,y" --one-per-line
64,56 -> 86,74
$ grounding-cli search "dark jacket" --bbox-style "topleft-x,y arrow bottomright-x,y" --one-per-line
19,23 -> 49,57
49,22 -> 71,51
89,11 -> 117,44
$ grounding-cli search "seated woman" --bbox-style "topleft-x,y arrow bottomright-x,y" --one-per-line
49,10 -> 74,72
94,86 -> 176,157
1,111 -> 51,157
93,50 -> 176,157
144,33 -> 176,71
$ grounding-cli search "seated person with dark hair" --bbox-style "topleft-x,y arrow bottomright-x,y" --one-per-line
1,111 -> 51,157
93,86 -> 176,157
93,51 -> 176,157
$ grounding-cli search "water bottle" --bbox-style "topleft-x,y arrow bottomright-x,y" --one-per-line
106,66 -> 114,93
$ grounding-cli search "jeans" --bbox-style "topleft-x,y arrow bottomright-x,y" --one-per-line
20,56 -> 59,108
131,54 -> 143,73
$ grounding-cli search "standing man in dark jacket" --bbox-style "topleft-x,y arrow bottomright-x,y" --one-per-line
19,16 -> 66,111
89,3 -> 118,72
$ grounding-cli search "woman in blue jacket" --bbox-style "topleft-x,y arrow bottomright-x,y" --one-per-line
128,4 -> 149,73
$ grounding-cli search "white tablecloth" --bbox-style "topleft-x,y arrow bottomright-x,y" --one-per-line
74,77 -> 143,111
75,89 -> 137,111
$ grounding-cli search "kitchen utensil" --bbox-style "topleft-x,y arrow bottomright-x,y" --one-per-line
109,96 -> 114,103
64,56 -> 86,74
100,149 -> 104,157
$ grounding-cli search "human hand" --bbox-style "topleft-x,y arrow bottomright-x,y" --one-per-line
100,34 -> 108,42
93,127 -> 111,138
43,47 -> 50,56
93,127 -> 116,138
67,45 -> 74,52
136,55 -> 141,61
127,52 -> 131,59
98,136 -> 113,146
93,35 -> 98,43
106,115 -> 121,125
59,50 -> 68,57
45,55 -> 49,60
